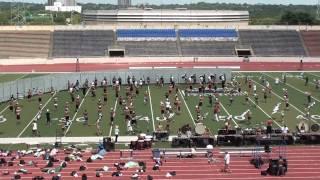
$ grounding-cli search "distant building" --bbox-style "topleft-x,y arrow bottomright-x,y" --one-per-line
118,0 -> 131,9
47,0 -> 55,6
48,0 -> 76,6
83,9 -> 249,26
45,0 -> 81,13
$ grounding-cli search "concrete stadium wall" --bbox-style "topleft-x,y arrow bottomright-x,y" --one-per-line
1,25 -> 320,31
0,56 -> 319,66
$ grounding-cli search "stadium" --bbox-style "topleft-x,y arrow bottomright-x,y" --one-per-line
1,0 -> 320,179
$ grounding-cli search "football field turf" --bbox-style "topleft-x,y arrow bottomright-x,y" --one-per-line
0,72 -> 319,138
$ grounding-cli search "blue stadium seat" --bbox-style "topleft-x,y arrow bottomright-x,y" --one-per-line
117,29 -> 176,38
179,29 -> 238,38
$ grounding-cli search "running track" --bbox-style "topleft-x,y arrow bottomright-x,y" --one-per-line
1,62 -> 320,72
0,146 -> 320,179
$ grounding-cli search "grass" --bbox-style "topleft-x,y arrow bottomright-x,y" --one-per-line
0,72 -> 320,138
0,74 -> 47,83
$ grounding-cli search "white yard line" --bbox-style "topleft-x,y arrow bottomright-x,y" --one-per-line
108,98 -> 118,137
263,72 -> 320,103
248,97 -> 282,128
246,74 -> 319,125
308,72 -> 320,79
235,72 -> 281,128
147,86 -> 156,132
0,105 -> 9,115
178,89 -> 196,126
17,92 -> 56,138
14,74 -> 29,81
64,89 -> 90,136
219,101 -> 240,128
288,72 -> 319,88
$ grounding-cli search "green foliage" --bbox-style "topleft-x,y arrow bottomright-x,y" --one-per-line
280,11 -> 316,25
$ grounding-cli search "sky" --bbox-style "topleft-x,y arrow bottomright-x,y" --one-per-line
1,0 -> 318,5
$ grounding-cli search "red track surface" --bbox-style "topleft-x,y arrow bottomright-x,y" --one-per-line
1,62 -> 320,72
1,146 -> 320,179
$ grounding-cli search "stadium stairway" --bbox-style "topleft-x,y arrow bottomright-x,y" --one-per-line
1,146 -> 320,179
176,30 -> 183,57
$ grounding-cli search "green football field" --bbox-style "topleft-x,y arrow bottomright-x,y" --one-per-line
0,72 -> 320,138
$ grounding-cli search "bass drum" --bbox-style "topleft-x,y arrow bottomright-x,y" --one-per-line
311,124 -> 320,133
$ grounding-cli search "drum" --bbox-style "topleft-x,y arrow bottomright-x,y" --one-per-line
311,124 -> 319,132
195,124 -> 206,135
137,140 -> 145,150
144,139 -> 152,149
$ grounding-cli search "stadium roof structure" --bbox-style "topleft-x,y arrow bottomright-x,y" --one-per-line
82,9 -> 249,25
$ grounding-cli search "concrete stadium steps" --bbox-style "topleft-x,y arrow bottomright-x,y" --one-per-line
180,41 -> 237,56
239,30 -> 306,57
1,146 -> 320,179
117,41 -> 179,56
0,31 -> 51,58
52,30 -> 114,57
300,31 -> 320,57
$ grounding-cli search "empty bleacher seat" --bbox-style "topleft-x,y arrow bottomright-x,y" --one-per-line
179,29 -> 238,41
180,41 -> 237,56
52,30 -> 114,57
117,29 -> 176,41
300,31 -> 320,57
117,41 -> 178,56
239,30 -> 306,56
0,31 -> 51,58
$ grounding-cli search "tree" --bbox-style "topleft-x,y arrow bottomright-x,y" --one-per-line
280,11 -> 315,25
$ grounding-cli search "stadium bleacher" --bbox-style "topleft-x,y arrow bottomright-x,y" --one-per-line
181,41 -> 237,56
300,31 -> 320,57
117,41 -> 179,56
117,29 -> 176,41
0,31 -> 51,58
239,30 -> 306,56
179,29 -> 238,41
1,29 -> 319,58
52,30 -> 114,57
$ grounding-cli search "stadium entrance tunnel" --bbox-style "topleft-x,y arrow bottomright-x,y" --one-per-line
235,44 -> 253,57
107,45 -> 125,57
